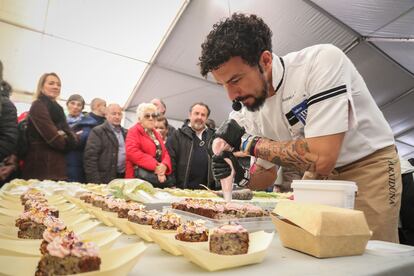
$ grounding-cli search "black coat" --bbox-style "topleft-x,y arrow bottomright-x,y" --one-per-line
84,121 -> 127,184
22,95 -> 77,181
0,89 -> 18,161
166,125 -> 215,189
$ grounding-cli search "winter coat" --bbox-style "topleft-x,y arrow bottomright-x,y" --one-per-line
65,112 -> 105,182
125,123 -> 171,179
22,95 -> 77,181
0,81 -> 18,186
166,124 -> 215,189
84,121 -> 127,184
0,82 -> 18,161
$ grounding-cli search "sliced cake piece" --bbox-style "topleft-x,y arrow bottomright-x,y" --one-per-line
117,201 -> 145,218
175,220 -> 209,242
15,210 -> 50,239
152,212 -> 181,230
128,209 -> 159,225
209,224 -> 249,255
35,235 -> 101,275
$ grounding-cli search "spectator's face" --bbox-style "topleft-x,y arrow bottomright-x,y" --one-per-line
106,105 -> 123,126
211,56 -> 269,112
42,75 -> 61,100
97,102 -> 107,116
189,104 -> 208,131
140,108 -> 158,129
67,100 -> 83,117
151,99 -> 166,115
155,121 -> 168,140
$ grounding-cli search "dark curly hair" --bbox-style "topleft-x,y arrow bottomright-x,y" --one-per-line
199,13 -> 272,77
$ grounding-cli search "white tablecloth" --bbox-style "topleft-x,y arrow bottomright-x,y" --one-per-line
111,232 -> 414,276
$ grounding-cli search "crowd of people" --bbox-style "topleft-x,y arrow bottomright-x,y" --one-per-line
0,66 -> 222,193
0,12 -> 413,245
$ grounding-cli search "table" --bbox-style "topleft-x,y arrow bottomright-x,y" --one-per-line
111,231 -> 414,276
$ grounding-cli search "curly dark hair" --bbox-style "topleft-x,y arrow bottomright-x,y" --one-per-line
199,13 -> 273,77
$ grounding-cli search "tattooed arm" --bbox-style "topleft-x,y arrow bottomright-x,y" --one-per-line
244,133 -> 345,176
247,164 -> 278,191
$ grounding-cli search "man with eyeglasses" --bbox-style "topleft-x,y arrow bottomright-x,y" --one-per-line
166,102 -> 216,189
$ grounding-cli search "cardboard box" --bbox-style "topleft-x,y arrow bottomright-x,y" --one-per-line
271,201 -> 371,258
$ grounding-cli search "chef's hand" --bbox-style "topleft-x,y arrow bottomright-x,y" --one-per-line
212,151 -> 249,187
214,119 -> 246,151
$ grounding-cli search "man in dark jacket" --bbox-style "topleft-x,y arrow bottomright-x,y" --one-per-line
66,97 -> 106,182
84,104 -> 127,184
0,70 -> 18,186
167,102 -> 215,189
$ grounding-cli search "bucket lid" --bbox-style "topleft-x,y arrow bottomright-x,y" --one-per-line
292,180 -> 358,192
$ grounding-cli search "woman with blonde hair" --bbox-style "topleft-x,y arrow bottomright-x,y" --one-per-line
22,73 -> 77,180
125,103 -> 173,187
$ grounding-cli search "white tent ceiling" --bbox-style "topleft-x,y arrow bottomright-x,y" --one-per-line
0,0 -> 186,105
126,0 -> 414,159
1,0 -> 413,158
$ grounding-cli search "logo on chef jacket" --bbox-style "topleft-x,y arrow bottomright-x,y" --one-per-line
292,100 -> 308,125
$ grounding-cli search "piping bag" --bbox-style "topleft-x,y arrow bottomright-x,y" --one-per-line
211,137 -> 234,202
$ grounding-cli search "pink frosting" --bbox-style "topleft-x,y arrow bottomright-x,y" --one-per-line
126,202 -> 145,210
159,212 -> 181,225
47,237 -> 72,258
43,216 -> 65,229
43,228 -> 67,243
177,220 -> 207,235
106,198 -> 126,208
225,202 -> 244,211
215,224 -> 247,234
19,209 -> 48,224
71,242 -> 99,257
243,204 -> 262,212
46,231 -> 98,258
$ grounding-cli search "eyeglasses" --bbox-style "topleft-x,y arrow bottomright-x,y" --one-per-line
143,113 -> 159,119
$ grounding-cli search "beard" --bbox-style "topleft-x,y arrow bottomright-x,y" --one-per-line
191,120 -> 205,131
237,75 -> 268,112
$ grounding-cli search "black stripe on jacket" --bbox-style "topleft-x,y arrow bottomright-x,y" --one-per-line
307,84 -> 347,107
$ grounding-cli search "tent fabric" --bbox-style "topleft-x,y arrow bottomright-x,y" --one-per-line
126,0 -> 414,158
1,0 -> 413,158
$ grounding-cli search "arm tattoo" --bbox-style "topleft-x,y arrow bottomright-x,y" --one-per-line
254,138 -> 318,173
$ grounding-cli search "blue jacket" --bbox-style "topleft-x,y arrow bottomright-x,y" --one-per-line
66,113 -> 105,182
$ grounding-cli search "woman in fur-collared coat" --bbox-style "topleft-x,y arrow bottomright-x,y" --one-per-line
22,73 -> 77,181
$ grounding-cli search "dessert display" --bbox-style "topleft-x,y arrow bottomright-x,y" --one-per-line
128,209 -> 160,225
171,198 -> 267,219
209,223 -> 249,255
152,212 -> 181,230
35,233 -> 101,275
15,190 -> 63,239
175,220 -> 209,242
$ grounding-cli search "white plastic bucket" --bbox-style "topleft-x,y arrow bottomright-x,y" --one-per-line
291,180 -> 358,209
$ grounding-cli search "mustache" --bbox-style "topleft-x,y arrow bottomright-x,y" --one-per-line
235,96 -> 249,102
